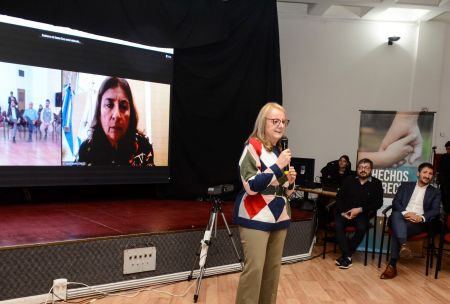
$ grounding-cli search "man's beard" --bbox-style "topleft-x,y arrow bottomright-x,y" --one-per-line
358,172 -> 370,179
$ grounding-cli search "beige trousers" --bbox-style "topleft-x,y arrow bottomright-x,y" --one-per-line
235,227 -> 288,304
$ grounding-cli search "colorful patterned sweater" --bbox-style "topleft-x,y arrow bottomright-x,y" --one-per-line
233,137 -> 295,231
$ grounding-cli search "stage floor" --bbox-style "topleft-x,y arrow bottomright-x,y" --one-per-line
0,199 -> 313,248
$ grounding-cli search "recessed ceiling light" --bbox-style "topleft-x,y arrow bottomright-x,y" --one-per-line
373,8 -> 430,22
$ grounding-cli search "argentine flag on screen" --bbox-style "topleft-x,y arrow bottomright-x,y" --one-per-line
62,84 -> 75,158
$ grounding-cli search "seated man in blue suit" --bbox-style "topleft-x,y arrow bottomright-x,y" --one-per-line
380,162 -> 441,279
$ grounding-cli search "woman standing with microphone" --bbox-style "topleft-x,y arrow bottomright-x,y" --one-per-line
233,102 -> 296,304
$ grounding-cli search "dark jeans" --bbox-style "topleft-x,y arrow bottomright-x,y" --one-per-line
10,118 -> 18,137
389,211 -> 427,260
25,117 -> 34,139
334,212 -> 369,258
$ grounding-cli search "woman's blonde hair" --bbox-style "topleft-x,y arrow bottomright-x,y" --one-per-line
247,102 -> 286,151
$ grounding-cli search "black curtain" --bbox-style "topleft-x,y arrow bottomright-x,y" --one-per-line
0,0 -> 282,199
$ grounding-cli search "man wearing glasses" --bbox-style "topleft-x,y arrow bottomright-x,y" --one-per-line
334,158 -> 384,269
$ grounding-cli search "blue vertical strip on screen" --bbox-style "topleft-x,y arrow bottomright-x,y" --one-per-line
62,84 -> 74,156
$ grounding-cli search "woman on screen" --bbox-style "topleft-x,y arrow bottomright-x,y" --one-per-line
77,77 -> 154,166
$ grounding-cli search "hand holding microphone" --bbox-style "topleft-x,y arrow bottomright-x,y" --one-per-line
278,136 -> 296,188
279,136 -> 291,175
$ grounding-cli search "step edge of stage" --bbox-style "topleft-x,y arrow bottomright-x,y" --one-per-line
0,217 -> 313,250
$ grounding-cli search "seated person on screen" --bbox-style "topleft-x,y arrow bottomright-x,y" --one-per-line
77,77 -> 154,166
321,154 -> 354,191
36,104 -> 43,139
334,158 -> 383,269
380,162 -> 441,279
42,99 -> 53,140
23,102 -> 38,142
7,101 -> 20,143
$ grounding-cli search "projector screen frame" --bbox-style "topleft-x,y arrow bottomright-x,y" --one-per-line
0,21 -> 173,187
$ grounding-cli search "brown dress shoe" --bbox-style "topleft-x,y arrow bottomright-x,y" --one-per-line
380,264 -> 397,279
399,244 -> 412,259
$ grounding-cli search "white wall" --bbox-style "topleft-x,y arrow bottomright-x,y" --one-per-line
0,63 -> 61,112
434,24 -> 450,153
278,5 -> 450,178
0,62 -> 21,112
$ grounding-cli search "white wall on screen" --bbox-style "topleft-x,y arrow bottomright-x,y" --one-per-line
0,63 -> 61,112
0,62 -> 17,111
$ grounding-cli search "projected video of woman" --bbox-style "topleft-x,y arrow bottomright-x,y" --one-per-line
0,20 -> 172,186
77,76 -> 154,166
62,72 -> 170,167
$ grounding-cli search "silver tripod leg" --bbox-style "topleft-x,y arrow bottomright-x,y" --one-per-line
192,210 -> 217,302
187,209 -> 217,281
189,197 -> 242,303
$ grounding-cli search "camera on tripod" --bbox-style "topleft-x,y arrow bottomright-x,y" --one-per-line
207,184 -> 234,196
188,183 -> 242,303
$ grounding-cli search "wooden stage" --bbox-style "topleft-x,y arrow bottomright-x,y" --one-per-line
0,198 -> 314,248
0,194 -> 316,302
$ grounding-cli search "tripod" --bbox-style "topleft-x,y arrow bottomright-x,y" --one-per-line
187,195 -> 243,303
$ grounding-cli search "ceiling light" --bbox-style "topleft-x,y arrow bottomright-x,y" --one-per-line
373,8 -> 430,22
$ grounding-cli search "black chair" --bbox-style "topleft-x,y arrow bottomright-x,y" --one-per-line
435,213 -> 450,279
322,200 -> 377,266
377,205 -> 436,276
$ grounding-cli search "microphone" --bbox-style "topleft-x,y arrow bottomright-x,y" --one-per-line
280,136 -> 289,174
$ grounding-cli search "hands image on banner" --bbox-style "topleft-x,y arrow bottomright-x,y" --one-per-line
358,113 -> 422,169
378,113 -> 423,166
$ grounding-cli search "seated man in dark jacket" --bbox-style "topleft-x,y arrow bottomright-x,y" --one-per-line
334,158 -> 383,269
380,162 -> 441,279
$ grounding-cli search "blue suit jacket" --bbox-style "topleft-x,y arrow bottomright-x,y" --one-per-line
392,182 -> 441,222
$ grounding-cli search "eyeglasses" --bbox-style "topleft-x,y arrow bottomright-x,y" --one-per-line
358,165 -> 371,170
266,118 -> 290,127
